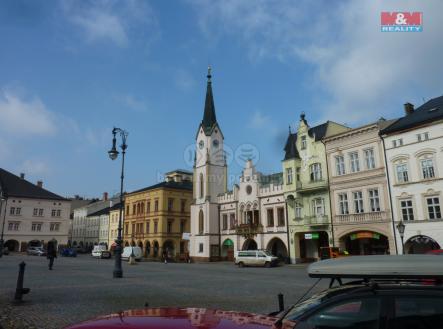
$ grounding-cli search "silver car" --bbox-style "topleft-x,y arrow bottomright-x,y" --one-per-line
27,246 -> 46,256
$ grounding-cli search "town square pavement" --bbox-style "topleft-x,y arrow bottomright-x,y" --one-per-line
0,254 -> 327,329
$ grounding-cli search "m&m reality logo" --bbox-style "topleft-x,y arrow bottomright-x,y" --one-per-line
381,12 -> 423,32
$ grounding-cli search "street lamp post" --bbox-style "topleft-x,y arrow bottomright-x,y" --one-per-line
0,191 -> 7,258
108,127 -> 128,278
396,221 -> 406,255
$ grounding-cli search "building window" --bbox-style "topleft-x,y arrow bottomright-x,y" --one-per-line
277,207 -> 285,226
301,136 -> 307,150
167,221 -> 173,233
51,209 -> 56,217
199,173 -> 204,198
131,223 -> 135,235
310,163 -> 322,181
57,210 -> 61,217
312,198 -> 325,216
146,201 -> 151,213
181,199 -> 186,213
349,152 -> 360,173
168,198 -> 174,212
38,209 -> 43,216
146,221 -> 150,234
417,132 -> 430,142
286,168 -> 293,185
335,155 -> 345,175
33,208 -> 38,216
396,163 -> 409,183
15,207 -> 21,215
353,191 -> 364,213
50,223 -> 60,231
368,189 -> 380,212
154,221 -> 158,233
8,222 -> 20,231
267,208 -> 274,226
364,148 -> 376,170
180,220 -> 185,233
222,214 -> 228,230
421,158 -> 435,179
400,200 -> 414,221
427,197 -> 441,220
199,243 -> 204,253
295,203 -> 302,218
198,210 -> 204,233
338,193 -> 349,215
392,138 -> 403,148
31,222 -> 42,231
10,207 -> 15,215
296,167 -> 301,181
154,200 -> 159,212
229,213 -> 236,228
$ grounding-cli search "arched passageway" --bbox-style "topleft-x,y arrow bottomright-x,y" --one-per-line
267,238 -> 288,260
405,235 -> 440,254
242,239 -> 257,250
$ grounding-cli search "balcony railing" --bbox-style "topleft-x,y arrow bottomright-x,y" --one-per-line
294,215 -> 330,226
335,211 -> 387,224
235,223 -> 263,238
296,179 -> 327,192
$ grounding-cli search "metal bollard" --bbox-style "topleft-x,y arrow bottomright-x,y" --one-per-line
278,293 -> 285,312
14,261 -> 30,303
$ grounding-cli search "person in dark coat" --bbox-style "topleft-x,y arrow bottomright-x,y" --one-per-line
47,240 -> 57,270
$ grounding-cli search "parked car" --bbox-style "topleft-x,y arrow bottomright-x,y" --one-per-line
27,246 -> 46,256
65,255 -> 443,329
235,250 -> 279,268
61,248 -> 77,257
121,246 -> 143,261
91,245 -> 111,259
74,246 -> 87,254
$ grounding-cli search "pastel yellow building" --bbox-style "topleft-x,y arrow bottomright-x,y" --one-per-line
108,202 -> 124,251
123,170 -> 193,260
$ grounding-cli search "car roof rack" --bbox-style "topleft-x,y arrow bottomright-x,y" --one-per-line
308,255 -> 443,281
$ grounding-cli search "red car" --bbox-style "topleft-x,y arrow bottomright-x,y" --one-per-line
64,308 -> 296,329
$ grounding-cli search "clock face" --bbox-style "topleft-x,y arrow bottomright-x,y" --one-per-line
199,140 -> 204,149
212,139 -> 219,148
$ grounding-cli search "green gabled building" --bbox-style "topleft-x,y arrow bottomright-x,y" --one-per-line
283,113 -> 349,263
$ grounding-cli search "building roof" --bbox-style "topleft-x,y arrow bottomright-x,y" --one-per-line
381,95 -> 443,134
109,202 -> 123,212
0,168 -> 67,201
87,206 -> 111,217
201,68 -> 217,135
129,180 -> 193,195
165,169 -> 193,175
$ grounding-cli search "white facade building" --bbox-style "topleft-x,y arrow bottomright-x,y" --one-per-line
189,69 -> 289,261
381,98 -> 443,254
0,169 -> 71,251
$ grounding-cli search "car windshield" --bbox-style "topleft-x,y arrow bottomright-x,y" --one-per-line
263,250 -> 273,256
283,290 -> 329,321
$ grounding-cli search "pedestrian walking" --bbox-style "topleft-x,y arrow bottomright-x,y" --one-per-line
163,249 -> 168,264
47,239 -> 57,270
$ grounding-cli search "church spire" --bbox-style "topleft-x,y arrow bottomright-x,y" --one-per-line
202,66 -> 217,133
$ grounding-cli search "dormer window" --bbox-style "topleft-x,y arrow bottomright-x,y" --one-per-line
301,136 -> 307,150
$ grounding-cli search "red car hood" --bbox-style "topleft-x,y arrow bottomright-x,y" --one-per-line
64,308 -> 296,329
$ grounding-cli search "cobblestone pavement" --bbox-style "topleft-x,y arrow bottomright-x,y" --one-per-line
0,254 -> 327,329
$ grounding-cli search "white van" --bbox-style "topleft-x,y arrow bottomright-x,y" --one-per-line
234,250 -> 279,268
121,246 -> 143,261
92,245 -> 111,259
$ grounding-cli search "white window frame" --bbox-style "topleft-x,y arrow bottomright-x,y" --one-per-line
295,203 -> 302,218
364,148 -> 376,170
286,167 -> 293,185
312,198 -> 325,217
310,163 -> 322,181
353,191 -> 364,213
301,136 -> 307,150
400,199 -> 414,221
395,163 -> 409,183
368,189 -> 380,212
420,158 -> 435,179
338,193 -> 349,215
349,152 -> 360,173
335,155 -> 345,176
426,197 -> 441,220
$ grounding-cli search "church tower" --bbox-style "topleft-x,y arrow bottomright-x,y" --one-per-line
190,67 -> 227,261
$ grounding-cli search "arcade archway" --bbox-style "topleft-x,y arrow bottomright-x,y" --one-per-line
341,231 -> 389,255
267,238 -> 288,260
222,239 -> 234,261
405,235 -> 440,254
242,239 -> 257,250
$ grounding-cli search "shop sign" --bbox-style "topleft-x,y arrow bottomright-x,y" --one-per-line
350,232 -> 380,240
305,233 -> 319,240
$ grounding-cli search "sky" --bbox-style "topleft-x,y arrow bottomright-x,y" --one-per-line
1,0 -> 442,198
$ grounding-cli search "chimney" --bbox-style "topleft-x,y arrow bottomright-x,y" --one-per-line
20,173 -> 25,179
37,180 -> 43,188
103,192 -> 108,201
404,102 -> 415,115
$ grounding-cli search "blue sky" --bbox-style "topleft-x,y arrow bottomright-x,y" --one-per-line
1,0 -> 442,198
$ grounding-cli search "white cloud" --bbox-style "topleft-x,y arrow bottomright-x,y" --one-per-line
189,0 -> 443,124
20,159 -> 51,176
114,93 -> 148,112
249,110 -> 279,135
61,0 -> 158,47
0,89 -> 57,136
